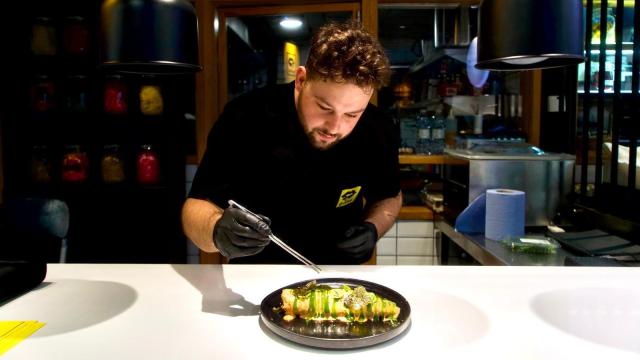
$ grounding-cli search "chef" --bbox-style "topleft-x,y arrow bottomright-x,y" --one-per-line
182,20 -> 401,264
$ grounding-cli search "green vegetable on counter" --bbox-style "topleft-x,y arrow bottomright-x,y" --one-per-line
501,236 -> 560,254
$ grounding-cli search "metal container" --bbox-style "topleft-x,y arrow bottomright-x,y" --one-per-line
443,145 -> 575,227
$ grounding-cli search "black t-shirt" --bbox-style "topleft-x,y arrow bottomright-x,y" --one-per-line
189,82 -> 400,264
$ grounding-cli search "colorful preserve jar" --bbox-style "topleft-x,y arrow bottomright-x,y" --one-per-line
63,16 -> 89,56
137,144 -> 160,185
32,75 -> 56,112
101,144 -> 125,183
66,75 -> 88,113
104,75 -> 128,114
31,145 -> 52,184
139,84 -> 164,116
31,17 -> 56,56
61,145 -> 89,183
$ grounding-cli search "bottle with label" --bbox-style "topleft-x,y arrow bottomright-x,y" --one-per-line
415,110 -> 432,155
444,109 -> 458,148
431,115 -> 445,154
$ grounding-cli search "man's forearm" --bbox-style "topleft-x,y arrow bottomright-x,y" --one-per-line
181,198 -> 224,253
364,191 -> 402,238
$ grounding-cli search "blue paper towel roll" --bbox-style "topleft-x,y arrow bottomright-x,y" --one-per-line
485,189 -> 525,241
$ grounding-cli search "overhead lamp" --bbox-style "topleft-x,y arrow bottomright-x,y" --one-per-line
280,17 -> 302,30
100,0 -> 201,74
476,0 -> 585,70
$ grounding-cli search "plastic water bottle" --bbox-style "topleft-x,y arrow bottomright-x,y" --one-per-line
445,109 -> 458,148
415,110 -> 432,154
431,115 -> 445,154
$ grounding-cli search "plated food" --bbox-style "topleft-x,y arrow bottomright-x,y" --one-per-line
278,280 -> 401,323
260,278 -> 411,349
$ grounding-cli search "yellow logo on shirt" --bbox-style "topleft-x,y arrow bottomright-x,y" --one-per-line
336,186 -> 361,208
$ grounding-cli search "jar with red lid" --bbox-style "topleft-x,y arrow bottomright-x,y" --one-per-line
31,16 -> 57,56
137,144 -> 160,185
61,145 -> 89,183
32,75 -> 56,112
101,144 -> 125,183
104,75 -> 128,114
63,16 -> 89,56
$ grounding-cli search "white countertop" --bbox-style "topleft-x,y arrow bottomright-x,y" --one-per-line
1,264 -> 639,359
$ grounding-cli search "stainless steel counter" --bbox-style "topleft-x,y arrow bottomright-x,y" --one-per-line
435,220 -> 625,266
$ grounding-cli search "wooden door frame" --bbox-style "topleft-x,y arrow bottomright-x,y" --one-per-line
217,3 -> 360,110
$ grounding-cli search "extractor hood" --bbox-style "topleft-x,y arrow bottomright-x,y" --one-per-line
409,6 -> 472,74
409,46 -> 468,73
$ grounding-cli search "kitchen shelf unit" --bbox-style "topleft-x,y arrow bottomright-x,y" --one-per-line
398,154 -> 443,220
399,154 -> 445,165
1,0 -> 190,263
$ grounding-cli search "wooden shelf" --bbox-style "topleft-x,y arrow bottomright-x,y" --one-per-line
399,154 -> 445,165
398,206 -> 433,220
398,155 -> 442,220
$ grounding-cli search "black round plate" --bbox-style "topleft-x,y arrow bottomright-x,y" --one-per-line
259,278 -> 411,349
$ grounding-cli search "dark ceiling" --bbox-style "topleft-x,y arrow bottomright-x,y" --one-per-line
227,6 -> 478,69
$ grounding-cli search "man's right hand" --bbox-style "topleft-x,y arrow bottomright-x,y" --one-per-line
213,207 -> 271,259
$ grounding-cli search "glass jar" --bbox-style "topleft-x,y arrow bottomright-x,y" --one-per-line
104,75 -> 128,114
31,16 -> 57,56
139,80 -> 164,116
63,16 -> 89,56
32,75 -> 56,112
61,145 -> 89,183
101,144 -> 125,183
137,144 -> 160,185
66,75 -> 88,113
31,145 -> 52,184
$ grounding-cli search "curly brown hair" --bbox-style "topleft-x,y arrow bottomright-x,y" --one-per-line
305,21 -> 390,90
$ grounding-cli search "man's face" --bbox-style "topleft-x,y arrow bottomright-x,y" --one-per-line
294,67 -> 372,150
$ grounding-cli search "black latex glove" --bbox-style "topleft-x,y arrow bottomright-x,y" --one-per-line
336,222 -> 378,264
213,207 -> 271,259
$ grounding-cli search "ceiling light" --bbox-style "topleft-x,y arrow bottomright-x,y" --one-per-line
280,18 -> 302,30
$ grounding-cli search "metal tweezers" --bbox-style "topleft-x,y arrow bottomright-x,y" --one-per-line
228,200 -> 322,273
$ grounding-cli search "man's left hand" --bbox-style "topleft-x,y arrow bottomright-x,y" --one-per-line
336,222 -> 378,264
